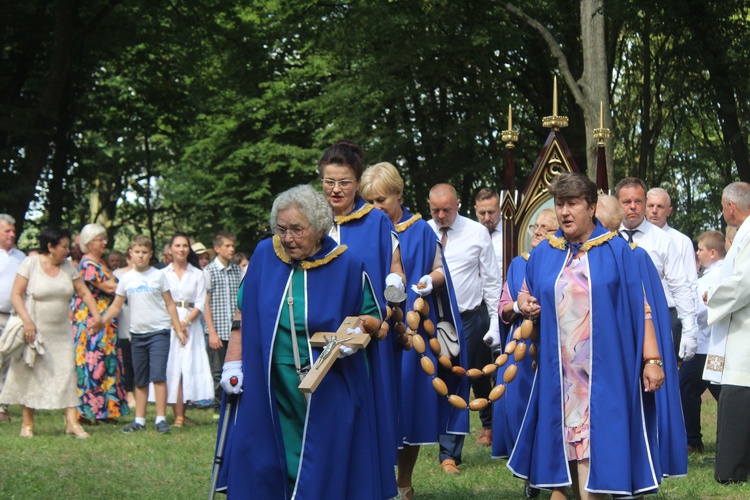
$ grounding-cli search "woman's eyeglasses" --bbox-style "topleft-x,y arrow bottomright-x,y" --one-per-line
528,224 -> 556,234
322,178 -> 355,189
274,225 -> 310,238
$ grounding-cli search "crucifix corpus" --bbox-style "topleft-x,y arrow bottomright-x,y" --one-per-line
298,316 -> 372,394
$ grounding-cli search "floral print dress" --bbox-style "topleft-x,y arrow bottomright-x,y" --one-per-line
72,257 -> 129,420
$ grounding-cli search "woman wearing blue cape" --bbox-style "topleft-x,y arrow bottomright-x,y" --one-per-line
507,173 -> 674,499
318,141 -> 405,499
492,208 -> 558,499
359,162 -> 470,500
596,193 -> 687,480
214,185 -> 393,499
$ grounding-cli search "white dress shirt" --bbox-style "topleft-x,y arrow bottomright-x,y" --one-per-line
0,247 -> 25,314
619,218 -> 698,337
428,215 -> 502,319
697,260 -> 723,354
490,229 -> 504,282
663,223 -> 700,306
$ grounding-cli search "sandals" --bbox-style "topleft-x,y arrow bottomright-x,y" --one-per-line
397,486 -> 414,500
173,416 -> 194,428
65,424 -> 90,439
19,424 -> 34,438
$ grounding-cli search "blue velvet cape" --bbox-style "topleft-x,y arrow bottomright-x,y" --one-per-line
491,253 -> 534,459
332,197 -> 399,491
396,207 -> 469,445
507,222 -> 664,496
215,236 -> 395,499
633,245 -> 687,478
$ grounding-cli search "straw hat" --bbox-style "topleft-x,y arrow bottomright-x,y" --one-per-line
191,242 -> 215,260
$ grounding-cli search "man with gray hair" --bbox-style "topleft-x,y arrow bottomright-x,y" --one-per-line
646,186 -> 700,363
704,181 -> 750,483
0,214 -> 25,421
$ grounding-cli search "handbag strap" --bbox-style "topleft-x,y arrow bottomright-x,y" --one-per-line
435,290 -> 446,321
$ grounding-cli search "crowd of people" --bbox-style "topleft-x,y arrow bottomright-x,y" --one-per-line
0,217 -> 245,437
1,142 -> 749,498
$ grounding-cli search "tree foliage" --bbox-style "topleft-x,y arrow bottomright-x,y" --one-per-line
1,0 -> 748,250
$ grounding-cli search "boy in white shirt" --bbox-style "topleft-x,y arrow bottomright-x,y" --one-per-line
103,235 -> 185,434
680,230 -> 725,453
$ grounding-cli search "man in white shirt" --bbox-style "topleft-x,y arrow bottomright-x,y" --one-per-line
0,214 -> 25,422
615,177 -> 698,362
645,186 -> 700,360
428,183 -> 503,474
474,188 -> 503,280
704,181 -> 750,483
680,230 -> 724,454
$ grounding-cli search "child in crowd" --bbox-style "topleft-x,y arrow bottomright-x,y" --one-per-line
102,235 -> 185,434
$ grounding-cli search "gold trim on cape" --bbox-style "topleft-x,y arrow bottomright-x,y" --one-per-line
547,230 -> 617,252
273,236 -> 348,270
395,213 -> 422,233
333,203 -> 375,225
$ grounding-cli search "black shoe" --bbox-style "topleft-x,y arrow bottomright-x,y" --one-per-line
120,422 -> 145,433
688,443 -> 705,454
524,481 -> 540,499
155,421 -> 171,434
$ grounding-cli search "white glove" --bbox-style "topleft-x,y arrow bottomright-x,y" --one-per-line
679,329 -> 698,362
220,360 -> 243,394
482,316 -> 501,348
385,272 -> 405,292
339,328 -> 362,358
411,275 -> 433,297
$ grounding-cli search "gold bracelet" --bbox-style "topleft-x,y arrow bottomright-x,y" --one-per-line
644,359 -> 663,367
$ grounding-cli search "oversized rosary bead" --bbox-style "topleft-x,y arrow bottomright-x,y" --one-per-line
361,316 -> 380,334
412,333 -> 426,354
520,318 -> 534,339
495,353 -> 508,367
529,343 -> 538,361
451,366 -> 467,377
467,368 -> 484,379
394,321 -> 407,336
513,327 -> 522,340
504,340 -> 517,355
429,338 -> 442,356
374,322 -> 389,341
432,377 -> 449,396
514,342 -> 527,362
503,363 -> 518,383
392,307 -> 404,323
488,384 -> 506,401
401,335 -> 413,350
406,311 -> 421,330
447,394 -> 467,410
482,363 -> 498,376
413,297 -> 427,316
420,356 -> 435,376
422,319 -> 435,336
469,398 -> 489,411
437,355 -> 452,370
385,305 -> 392,321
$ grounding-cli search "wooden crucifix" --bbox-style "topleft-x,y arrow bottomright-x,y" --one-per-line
298,316 -> 372,394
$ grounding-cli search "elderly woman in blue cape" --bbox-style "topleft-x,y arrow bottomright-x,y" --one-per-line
360,162 -> 469,500
318,140 -> 405,496
214,185 -> 393,499
507,173 -> 683,499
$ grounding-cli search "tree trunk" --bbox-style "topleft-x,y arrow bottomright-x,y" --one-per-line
505,1 -> 613,181
13,0 -> 79,235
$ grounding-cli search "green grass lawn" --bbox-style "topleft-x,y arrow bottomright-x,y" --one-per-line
0,393 -> 749,499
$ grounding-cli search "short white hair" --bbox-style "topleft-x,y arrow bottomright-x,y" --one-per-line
79,223 -> 107,253
646,187 -> 671,206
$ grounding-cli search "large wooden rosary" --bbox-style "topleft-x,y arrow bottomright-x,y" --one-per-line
379,296 -> 538,411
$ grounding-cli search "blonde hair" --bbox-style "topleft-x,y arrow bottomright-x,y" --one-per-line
359,162 -> 404,201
